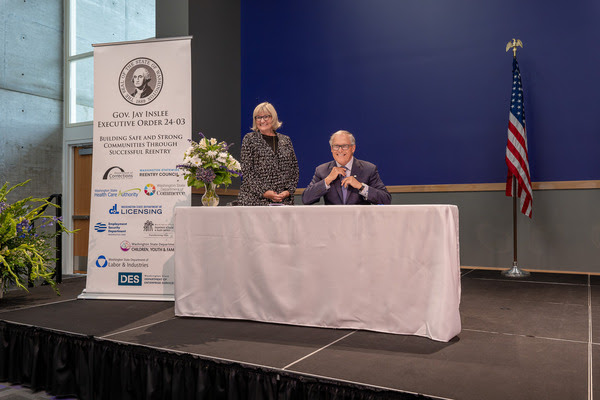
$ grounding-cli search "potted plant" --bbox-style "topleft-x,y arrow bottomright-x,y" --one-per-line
0,180 -> 72,296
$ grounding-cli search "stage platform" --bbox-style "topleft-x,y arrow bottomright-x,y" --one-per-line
0,269 -> 597,400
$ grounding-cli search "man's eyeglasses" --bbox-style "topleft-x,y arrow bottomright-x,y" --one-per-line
331,144 -> 352,151
255,115 -> 272,121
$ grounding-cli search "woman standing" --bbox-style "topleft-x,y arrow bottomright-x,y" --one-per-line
238,102 -> 299,206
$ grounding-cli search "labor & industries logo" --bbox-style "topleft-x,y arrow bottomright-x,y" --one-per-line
96,255 -> 108,268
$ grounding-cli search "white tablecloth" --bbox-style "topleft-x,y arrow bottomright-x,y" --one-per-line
174,205 -> 461,342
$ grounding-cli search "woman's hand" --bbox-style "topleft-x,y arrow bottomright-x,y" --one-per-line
277,191 -> 290,201
263,190 -> 278,201
263,190 -> 290,202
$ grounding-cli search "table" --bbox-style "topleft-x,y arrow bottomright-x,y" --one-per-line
174,205 -> 461,342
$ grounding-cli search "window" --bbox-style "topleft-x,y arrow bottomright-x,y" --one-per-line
65,0 -> 155,126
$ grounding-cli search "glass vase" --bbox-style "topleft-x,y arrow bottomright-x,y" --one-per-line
202,182 -> 219,206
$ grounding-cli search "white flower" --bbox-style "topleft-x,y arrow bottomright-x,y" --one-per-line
228,159 -> 241,170
217,152 -> 228,163
178,136 -> 242,187
184,146 -> 195,157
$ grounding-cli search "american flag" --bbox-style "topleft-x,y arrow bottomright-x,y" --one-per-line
505,57 -> 532,218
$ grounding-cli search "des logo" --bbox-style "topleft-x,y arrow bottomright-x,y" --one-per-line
118,272 -> 142,286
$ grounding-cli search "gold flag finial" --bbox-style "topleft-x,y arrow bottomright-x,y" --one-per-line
505,38 -> 523,58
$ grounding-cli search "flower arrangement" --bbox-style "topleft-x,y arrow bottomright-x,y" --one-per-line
0,180 -> 72,295
176,133 -> 242,190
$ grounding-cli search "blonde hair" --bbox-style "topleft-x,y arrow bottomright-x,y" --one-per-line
329,130 -> 356,146
251,102 -> 282,132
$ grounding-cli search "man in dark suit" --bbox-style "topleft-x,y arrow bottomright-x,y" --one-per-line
302,130 -> 391,205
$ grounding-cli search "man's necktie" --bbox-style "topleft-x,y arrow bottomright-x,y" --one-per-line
341,166 -> 349,204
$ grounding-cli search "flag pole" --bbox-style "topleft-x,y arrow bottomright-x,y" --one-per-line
502,38 -> 530,278
502,178 -> 530,277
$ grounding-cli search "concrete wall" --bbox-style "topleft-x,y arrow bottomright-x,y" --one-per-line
0,0 -> 63,202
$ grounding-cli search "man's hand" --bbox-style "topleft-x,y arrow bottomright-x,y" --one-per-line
341,175 -> 362,190
325,166 -> 347,186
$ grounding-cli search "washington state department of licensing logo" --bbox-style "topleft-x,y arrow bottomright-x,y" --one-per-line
119,58 -> 163,106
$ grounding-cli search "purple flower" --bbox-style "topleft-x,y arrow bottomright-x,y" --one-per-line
38,218 -> 52,229
196,167 -> 216,184
16,219 -> 32,238
0,201 -> 8,213
37,215 -> 62,229
225,168 -> 242,177
176,163 -> 192,171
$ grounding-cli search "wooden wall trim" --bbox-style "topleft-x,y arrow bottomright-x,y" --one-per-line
192,180 -> 600,196
192,187 -> 240,195
461,266 -> 600,276
388,180 -> 600,193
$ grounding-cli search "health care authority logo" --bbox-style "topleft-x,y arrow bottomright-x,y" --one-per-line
94,183 -> 185,199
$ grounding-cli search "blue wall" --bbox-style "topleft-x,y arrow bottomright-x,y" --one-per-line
241,1 -> 600,187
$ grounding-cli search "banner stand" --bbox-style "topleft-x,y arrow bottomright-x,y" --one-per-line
79,36 -> 192,301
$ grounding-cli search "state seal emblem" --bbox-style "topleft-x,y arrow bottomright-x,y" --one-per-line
119,58 -> 163,106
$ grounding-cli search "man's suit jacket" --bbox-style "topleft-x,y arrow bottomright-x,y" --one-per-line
302,158 -> 391,205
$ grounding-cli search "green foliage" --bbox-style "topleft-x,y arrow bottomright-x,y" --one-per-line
0,180 -> 73,295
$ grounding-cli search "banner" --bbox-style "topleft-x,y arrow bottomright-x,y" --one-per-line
79,37 -> 192,300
